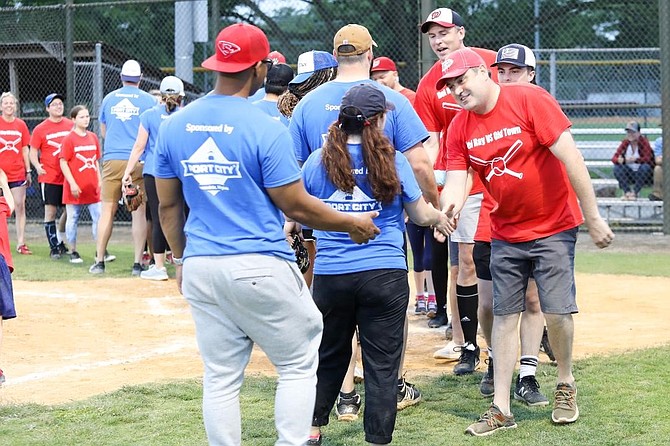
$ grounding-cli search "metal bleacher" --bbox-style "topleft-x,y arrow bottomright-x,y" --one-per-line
573,127 -> 662,228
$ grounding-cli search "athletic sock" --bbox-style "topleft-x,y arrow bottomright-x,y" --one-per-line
519,355 -> 539,379
487,347 -> 493,361
457,284 -> 479,346
44,220 -> 58,250
57,230 -> 66,244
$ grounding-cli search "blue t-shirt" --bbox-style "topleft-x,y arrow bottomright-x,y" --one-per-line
290,79 -> 429,163
99,86 -> 156,161
139,103 -> 180,177
252,99 -> 289,127
654,136 -> 663,158
302,143 -> 422,274
154,94 -> 300,261
248,87 -> 265,102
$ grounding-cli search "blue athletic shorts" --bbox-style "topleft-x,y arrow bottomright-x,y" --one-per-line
0,254 -> 16,320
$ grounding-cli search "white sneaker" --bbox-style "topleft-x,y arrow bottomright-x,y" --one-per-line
433,340 -> 462,360
140,265 -> 168,281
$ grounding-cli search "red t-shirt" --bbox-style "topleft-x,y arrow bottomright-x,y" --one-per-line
0,117 -> 31,182
29,118 -> 74,185
0,197 -> 13,272
446,83 -> 583,243
414,47 -> 498,195
399,88 -> 417,106
60,131 -> 101,205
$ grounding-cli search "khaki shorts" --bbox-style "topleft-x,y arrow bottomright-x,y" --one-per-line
101,160 -> 144,203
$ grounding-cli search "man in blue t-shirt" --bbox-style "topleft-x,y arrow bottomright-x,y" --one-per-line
153,23 -> 379,446
252,63 -> 294,127
90,59 -> 156,276
289,24 -> 438,207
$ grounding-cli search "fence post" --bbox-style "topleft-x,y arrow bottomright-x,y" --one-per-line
660,0 -> 670,233
65,0 -> 74,112
93,42 -> 103,137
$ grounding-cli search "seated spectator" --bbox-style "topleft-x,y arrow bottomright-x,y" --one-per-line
611,120 -> 654,200
649,136 -> 663,201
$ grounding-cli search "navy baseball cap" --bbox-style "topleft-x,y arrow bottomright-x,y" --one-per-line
45,93 -> 65,107
340,83 -> 394,121
492,44 -> 536,69
265,63 -> 295,88
290,50 -> 338,85
421,8 -> 464,33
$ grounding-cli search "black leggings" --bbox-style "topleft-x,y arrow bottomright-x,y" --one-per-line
143,174 -> 168,254
430,236 -> 449,317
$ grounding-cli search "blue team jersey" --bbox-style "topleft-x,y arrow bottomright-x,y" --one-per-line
154,94 -> 300,261
290,79 -> 429,163
252,99 -> 289,127
248,87 -> 265,102
99,86 -> 156,161
139,103 -> 180,177
302,143 -> 422,274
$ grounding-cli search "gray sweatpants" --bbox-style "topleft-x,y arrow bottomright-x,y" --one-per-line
183,254 -> 323,446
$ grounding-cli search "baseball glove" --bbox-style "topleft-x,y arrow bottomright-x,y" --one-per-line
123,183 -> 144,212
289,233 -> 310,274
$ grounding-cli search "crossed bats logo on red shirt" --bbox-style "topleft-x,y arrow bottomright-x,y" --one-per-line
469,139 -> 524,182
217,41 -> 241,58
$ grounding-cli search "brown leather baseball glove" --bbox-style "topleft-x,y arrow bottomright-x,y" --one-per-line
123,183 -> 144,212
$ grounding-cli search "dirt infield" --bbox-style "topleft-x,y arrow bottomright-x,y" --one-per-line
1,265 -> 669,406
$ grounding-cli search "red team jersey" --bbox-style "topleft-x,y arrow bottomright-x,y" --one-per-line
0,117 -> 31,183
0,197 -> 13,272
414,47 -> 498,195
399,88 -> 417,106
29,118 -> 74,185
60,131 -> 101,205
446,83 -> 583,243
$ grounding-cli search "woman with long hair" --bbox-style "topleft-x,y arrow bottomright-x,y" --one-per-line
299,83 -> 448,446
122,76 -> 185,280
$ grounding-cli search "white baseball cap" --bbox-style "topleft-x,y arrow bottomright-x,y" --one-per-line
159,76 -> 185,96
121,60 -> 142,82
491,44 -> 536,69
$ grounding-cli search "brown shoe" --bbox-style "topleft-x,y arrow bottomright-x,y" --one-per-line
552,382 -> 579,424
465,403 -> 517,436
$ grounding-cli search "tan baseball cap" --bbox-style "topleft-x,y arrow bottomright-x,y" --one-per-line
333,24 -> 377,56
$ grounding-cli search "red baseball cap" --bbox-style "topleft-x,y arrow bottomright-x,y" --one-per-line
268,51 -> 286,64
371,56 -> 397,72
435,48 -> 485,90
202,23 -> 270,73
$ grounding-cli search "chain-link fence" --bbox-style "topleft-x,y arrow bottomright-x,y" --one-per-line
0,0 -> 665,230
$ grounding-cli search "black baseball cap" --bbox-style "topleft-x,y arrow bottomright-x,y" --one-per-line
340,83 -> 394,121
265,63 -> 294,88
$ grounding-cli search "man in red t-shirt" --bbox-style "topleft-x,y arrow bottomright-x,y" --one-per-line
29,93 -> 74,259
370,57 -> 416,105
415,7 -> 499,375
436,48 -> 613,436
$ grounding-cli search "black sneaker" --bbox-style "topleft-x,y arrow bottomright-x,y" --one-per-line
89,261 -> 105,274
50,248 -> 61,260
69,251 -> 83,264
131,263 -> 145,276
514,375 -> 549,406
427,313 -> 448,328
479,358 -> 494,397
397,379 -> 422,410
540,327 -> 556,362
335,393 -> 361,421
453,343 -> 480,375
306,434 -> 322,445
57,242 -> 70,255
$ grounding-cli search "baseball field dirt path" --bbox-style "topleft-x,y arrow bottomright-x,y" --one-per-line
1,232 -> 669,405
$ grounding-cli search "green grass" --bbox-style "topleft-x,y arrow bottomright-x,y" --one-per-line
1,347 -> 669,445
9,241 -> 174,281
576,251 -> 670,277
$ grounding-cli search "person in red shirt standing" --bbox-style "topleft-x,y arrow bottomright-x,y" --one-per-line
0,92 -> 31,255
0,168 -> 16,385
415,7 -> 499,374
370,56 -> 417,105
59,105 -> 102,264
29,93 -> 74,260
437,48 -> 614,436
